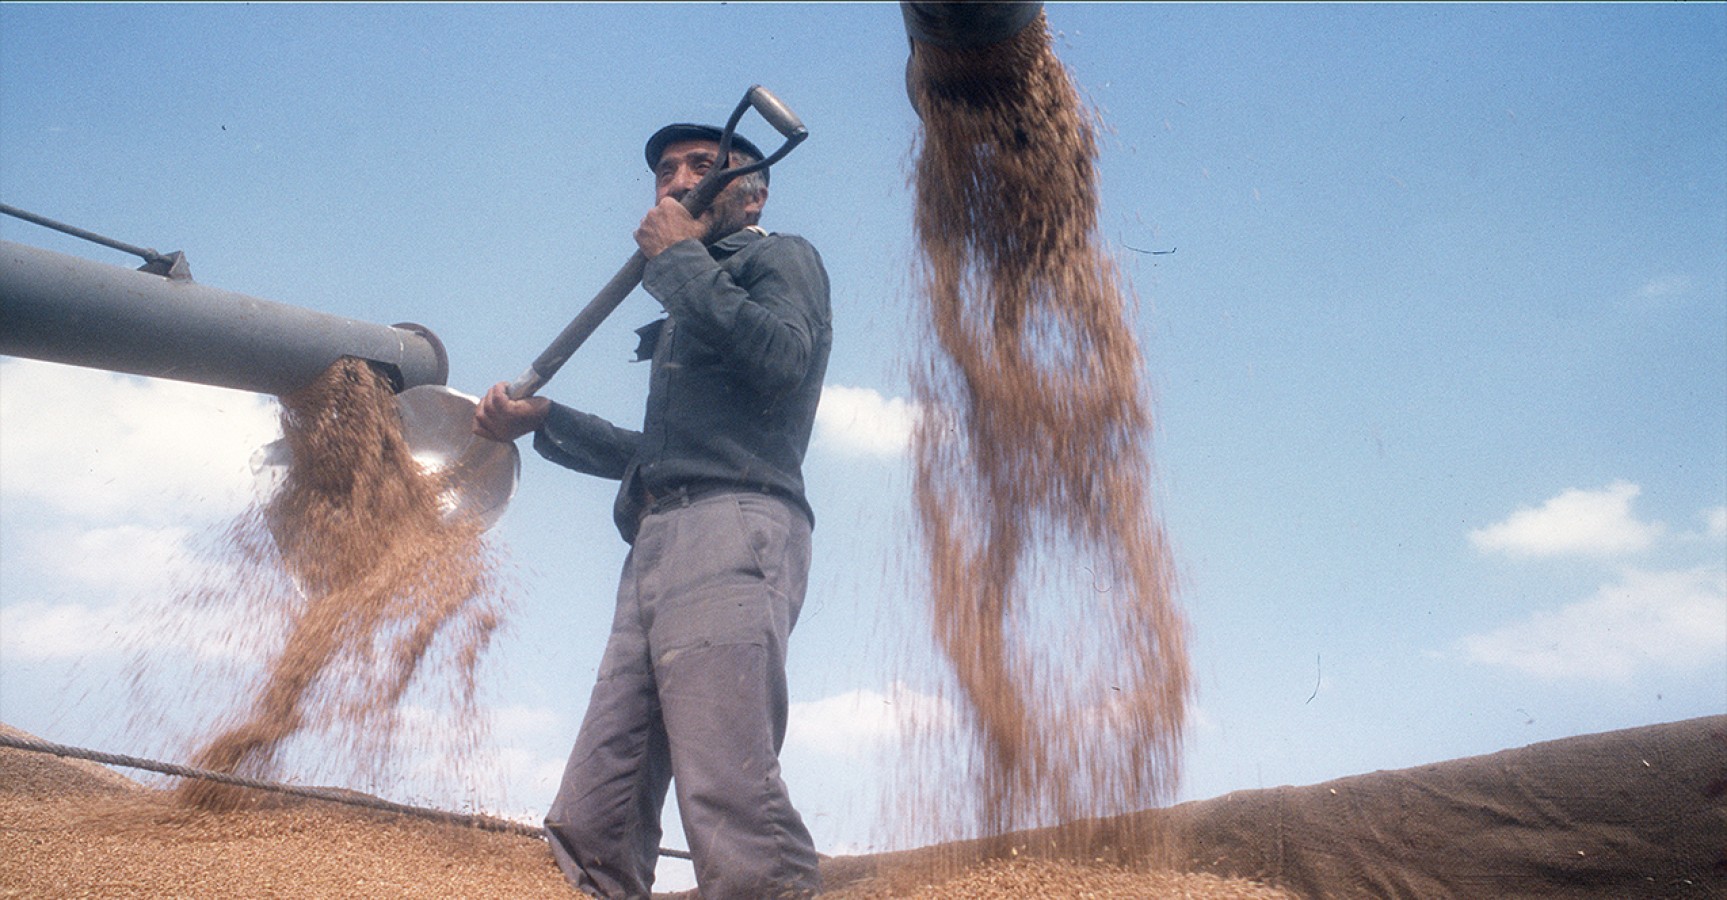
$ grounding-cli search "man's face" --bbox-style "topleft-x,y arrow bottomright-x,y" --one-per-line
653,139 -> 766,240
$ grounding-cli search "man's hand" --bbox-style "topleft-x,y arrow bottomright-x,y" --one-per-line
473,382 -> 551,443
634,196 -> 707,258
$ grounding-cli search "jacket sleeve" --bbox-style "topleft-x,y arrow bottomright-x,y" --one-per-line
642,235 -> 831,397
531,401 -> 641,480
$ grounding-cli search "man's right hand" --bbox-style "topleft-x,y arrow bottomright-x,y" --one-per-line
635,195 -> 708,259
473,382 -> 551,443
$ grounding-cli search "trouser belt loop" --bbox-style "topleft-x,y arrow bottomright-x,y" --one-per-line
641,484 -> 697,522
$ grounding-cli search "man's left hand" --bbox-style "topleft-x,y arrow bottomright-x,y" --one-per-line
635,197 -> 707,258
474,382 -> 551,443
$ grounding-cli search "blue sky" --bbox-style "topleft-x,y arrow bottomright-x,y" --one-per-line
3,2 -> 1723,888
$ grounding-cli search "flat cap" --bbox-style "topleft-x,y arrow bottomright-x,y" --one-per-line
644,124 -> 768,185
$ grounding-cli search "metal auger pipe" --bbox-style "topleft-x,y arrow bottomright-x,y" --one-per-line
900,1 -> 1044,49
0,239 -> 448,397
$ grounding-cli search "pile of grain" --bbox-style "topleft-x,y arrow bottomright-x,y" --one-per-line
0,734 -> 568,900
826,857 -> 1298,900
165,358 -> 505,810
901,7 -> 1190,853
0,724 -> 143,801
3,728 -> 1300,898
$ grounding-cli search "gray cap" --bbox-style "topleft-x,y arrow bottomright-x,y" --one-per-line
644,124 -> 768,185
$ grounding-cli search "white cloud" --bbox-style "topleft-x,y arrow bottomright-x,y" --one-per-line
1690,506 -> 1727,544
0,591 -> 268,665
0,361 -> 286,664
786,683 -> 955,759
1468,481 -> 1664,558
1637,274 -> 1692,299
487,745 -> 569,817
0,601 -> 128,660
0,358 -> 280,521
28,523 -> 197,594
1460,565 -> 1727,681
490,703 -> 563,739
814,385 -> 917,458
1186,702 -> 1220,734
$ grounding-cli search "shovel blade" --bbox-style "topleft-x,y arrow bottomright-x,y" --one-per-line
249,385 -> 520,532
394,384 -> 520,530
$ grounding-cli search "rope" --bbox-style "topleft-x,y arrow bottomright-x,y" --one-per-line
0,731 -> 694,861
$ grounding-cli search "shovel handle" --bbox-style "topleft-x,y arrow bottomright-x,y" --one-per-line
506,251 -> 648,399
506,85 -> 807,401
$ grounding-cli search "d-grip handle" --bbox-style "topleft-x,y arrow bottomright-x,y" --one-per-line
747,85 -> 807,140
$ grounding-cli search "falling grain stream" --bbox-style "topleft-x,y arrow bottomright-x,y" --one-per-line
173,357 -> 505,812
901,9 -> 1192,863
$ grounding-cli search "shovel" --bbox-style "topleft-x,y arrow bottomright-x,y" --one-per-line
390,85 -> 809,529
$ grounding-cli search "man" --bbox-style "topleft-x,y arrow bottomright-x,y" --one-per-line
473,123 -> 830,899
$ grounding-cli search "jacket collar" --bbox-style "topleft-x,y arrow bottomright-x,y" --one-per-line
710,225 -> 767,257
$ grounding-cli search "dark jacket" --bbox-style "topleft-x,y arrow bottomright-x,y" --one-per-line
533,227 -> 832,543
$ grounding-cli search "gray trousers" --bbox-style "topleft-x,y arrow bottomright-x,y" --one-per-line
544,491 -> 822,899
